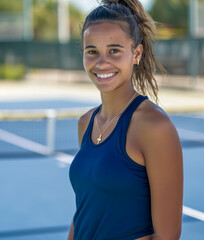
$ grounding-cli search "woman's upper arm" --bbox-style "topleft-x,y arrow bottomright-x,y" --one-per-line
142,112 -> 183,240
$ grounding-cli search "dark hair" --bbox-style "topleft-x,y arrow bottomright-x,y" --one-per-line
82,0 -> 165,103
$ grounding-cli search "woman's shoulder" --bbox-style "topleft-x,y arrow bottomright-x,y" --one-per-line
78,106 -> 98,129
126,97 -> 180,167
135,97 -> 172,128
78,106 -> 98,146
131,97 -> 181,163
132,97 -> 178,142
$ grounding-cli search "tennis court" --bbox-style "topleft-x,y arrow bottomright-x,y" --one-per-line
0,96 -> 204,240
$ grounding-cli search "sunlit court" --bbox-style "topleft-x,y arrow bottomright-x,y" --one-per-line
0,0 -> 204,239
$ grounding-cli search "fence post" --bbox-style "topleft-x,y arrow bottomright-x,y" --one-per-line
46,109 -> 56,155
189,0 -> 199,88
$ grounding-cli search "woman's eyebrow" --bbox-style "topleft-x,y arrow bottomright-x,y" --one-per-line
107,44 -> 124,48
85,44 -> 124,49
85,45 -> 96,49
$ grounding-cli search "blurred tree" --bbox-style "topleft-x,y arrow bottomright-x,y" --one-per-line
0,0 -> 84,41
33,0 -> 84,41
149,0 -> 188,37
0,0 -> 22,11
69,3 -> 85,39
33,0 -> 58,41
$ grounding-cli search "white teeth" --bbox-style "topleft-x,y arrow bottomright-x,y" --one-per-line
97,73 -> 115,79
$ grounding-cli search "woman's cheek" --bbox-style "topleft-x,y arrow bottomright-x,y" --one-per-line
84,57 -> 94,69
83,58 -> 90,70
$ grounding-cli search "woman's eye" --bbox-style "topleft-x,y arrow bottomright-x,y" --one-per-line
87,50 -> 98,55
110,49 -> 120,54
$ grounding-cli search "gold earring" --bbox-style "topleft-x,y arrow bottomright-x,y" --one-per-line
137,59 -> 140,65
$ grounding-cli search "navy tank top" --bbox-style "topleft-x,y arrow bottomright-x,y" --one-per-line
69,94 -> 154,240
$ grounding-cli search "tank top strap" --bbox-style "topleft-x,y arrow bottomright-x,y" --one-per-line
118,94 -> 148,150
81,105 -> 101,147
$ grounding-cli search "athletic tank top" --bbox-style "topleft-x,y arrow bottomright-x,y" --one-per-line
69,94 -> 154,240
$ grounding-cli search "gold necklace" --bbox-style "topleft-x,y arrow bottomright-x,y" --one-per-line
95,92 -> 137,144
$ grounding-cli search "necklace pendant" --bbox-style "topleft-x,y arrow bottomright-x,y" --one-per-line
97,135 -> 102,144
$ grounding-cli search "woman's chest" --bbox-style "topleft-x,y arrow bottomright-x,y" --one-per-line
69,146 -> 148,195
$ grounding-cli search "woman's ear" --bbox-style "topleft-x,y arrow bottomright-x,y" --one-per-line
133,44 -> 143,65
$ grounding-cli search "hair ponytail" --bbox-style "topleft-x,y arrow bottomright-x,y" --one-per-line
82,0 -> 165,103
123,0 -> 165,104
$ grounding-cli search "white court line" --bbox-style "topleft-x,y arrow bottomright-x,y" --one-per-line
55,152 -> 74,164
177,128 -> 204,141
0,129 -> 49,155
183,206 -> 204,221
0,129 -> 74,166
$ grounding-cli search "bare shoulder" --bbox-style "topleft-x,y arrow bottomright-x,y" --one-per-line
129,97 -> 181,154
78,107 -> 96,129
134,97 -> 176,133
132,97 -> 182,163
78,107 -> 98,147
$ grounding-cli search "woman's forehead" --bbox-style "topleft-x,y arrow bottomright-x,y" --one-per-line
83,21 -> 130,42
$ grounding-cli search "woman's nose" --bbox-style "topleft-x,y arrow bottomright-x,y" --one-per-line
95,54 -> 110,69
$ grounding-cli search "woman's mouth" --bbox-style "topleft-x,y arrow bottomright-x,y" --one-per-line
94,72 -> 118,82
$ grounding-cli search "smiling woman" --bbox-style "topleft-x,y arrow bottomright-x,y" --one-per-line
68,1 -> 183,240
83,22 -> 141,91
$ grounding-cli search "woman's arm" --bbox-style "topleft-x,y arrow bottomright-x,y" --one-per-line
142,112 -> 183,240
67,220 -> 74,240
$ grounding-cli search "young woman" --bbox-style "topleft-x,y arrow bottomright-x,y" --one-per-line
68,0 -> 183,239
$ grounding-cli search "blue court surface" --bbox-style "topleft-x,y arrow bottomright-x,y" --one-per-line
0,99 -> 204,240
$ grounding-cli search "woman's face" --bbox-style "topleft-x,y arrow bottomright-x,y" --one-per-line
83,21 -> 142,93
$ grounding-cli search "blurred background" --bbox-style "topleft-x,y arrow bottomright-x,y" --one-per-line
0,0 -> 204,240
0,0 -> 203,83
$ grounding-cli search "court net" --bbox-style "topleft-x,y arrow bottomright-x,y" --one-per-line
0,107 -> 91,159
1,108 -> 204,159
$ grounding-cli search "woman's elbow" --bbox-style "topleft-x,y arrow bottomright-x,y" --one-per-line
153,228 -> 182,240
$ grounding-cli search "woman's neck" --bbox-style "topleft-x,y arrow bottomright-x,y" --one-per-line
99,87 -> 138,120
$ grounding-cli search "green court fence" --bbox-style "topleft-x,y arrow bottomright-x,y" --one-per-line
0,38 -> 204,75
0,40 -> 83,71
